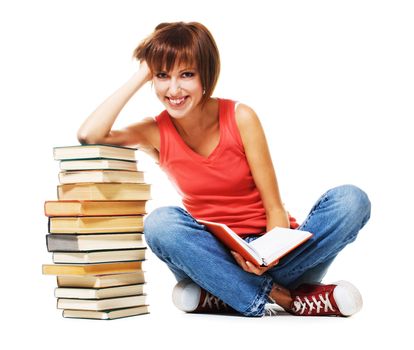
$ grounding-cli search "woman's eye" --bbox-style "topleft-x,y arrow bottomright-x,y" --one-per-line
182,72 -> 195,78
156,72 -> 168,79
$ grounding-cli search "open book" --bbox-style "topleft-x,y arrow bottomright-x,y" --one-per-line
197,219 -> 313,267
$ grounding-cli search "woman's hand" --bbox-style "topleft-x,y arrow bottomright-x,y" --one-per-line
138,60 -> 153,83
230,251 -> 279,276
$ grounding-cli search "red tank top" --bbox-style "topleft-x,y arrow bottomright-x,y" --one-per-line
155,98 -> 267,236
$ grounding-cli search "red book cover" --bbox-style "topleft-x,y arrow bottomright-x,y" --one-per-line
197,219 -> 313,267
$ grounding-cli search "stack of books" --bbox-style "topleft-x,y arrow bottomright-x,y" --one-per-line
42,144 -> 151,320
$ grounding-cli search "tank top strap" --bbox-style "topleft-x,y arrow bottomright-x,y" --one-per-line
218,98 -> 245,155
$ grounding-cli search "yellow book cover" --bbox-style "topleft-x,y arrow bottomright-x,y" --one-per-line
57,183 -> 151,201
42,261 -> 143,276
48,215 -> 144,234
44,200 -> 147,217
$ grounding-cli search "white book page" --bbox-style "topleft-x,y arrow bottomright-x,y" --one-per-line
248,228 -> 312,265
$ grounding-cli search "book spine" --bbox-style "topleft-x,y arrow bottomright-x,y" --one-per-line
46,234 -> 79,252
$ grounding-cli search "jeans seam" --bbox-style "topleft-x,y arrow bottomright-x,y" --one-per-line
177,207 -> 202,226
241,276 -> 273,317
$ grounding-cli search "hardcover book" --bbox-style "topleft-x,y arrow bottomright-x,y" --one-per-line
42,261 -> 143,276
57,271 -> 146,288
59,158 -> 137,171
57,294 -> 147,311
55,283 -> 146,299
62,305 -> 149,319
44,200 -> 147,217
197,219 -> 313,267
57,183 -> 151,201
48,215 -> 144,234
52,249 -> 146,264
58,170 -> 144,184
53,144 -> 137,161
46,233 -> 145,252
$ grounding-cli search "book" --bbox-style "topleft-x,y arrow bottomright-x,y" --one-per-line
46,233 -> 145,252
42,261 -> 143,276
54,144 -> 137,161
62,305 -> 149,319
57,183 -> 151,201
44,144 -> 151,319
44,200 -> 147,217
55,283 -> 145,299
57,294 -> 147,311
52,249 -> 146,264
59,158 -> 137,171
48,216 -> 144,234
197,219 -> 313,267
58,170 -> 144,184
57,271 -> 146,288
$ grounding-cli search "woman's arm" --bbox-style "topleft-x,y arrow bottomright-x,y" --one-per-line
235,103 -> 290,232
77,62 -> 152,147
231,103 -> 289,276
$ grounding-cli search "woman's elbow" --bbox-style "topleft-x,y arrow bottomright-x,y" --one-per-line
77,130 -> 96,145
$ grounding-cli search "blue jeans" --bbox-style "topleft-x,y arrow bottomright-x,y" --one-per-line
144,184 -> 371,317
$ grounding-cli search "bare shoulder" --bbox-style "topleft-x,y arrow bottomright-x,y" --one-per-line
234,103 -> 262,136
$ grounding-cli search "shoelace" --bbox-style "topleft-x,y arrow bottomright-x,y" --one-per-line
292,292 -> 336,315
201,292 -> 229,310
264,304 -> 279,316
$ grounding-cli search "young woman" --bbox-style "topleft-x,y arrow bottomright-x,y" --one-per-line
77,22 -> 371,317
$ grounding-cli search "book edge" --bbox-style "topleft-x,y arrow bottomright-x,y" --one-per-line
252,229 -> 313,266
54,144 -> 138,151
196,219 -> 263,266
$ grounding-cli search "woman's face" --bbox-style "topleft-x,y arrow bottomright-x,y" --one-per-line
152,63 -> 203,119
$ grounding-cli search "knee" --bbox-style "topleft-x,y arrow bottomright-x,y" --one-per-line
330,184 -> 371,225
143,206 -> 190,250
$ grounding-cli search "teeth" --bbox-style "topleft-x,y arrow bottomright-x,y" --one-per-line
169,97 -> 186,105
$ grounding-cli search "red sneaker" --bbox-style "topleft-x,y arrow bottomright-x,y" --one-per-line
172,279 -> 238,314
288,281 -> 363,316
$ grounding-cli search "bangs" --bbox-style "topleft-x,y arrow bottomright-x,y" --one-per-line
144,27 -> 198,73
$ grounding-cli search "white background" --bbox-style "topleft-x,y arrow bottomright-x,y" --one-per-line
1,0 -> 413,348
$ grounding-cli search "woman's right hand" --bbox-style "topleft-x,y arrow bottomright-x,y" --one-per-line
230,251 -> 279,276
138,60 -> 153,84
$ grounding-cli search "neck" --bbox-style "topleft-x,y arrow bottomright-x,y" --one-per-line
171,98 -> 219,137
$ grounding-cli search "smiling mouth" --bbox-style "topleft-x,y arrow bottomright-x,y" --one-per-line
167,96 -> 188,106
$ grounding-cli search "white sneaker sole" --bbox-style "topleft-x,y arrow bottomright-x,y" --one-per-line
333,280 -> 363,316
172,279 -> 201,312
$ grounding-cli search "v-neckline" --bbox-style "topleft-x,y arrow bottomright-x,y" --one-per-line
166,98 -> 223,163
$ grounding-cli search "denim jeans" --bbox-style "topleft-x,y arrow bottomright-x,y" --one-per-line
144,184 -> 371,317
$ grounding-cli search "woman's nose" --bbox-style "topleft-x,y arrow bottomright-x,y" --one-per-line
168,78 -> 181,95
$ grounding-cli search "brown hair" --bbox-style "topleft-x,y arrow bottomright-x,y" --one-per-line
133,22 -> 220,107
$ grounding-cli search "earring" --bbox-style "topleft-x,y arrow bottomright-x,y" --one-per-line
202,89 -> 206,95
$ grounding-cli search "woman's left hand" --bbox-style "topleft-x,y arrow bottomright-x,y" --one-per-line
230,251 -> 279,276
